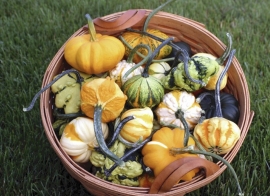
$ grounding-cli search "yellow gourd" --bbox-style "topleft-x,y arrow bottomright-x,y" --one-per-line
120,107 -> 154,143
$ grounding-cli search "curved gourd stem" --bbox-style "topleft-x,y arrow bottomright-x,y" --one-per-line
94,105 -> 125,167
85,14 -> 97,42
170,147 -> 244,196
196,92 -> 214,103
23,69 -> 83,112
142,0 -> 176,32
126,28 -> 189,57
121,43 -> 152,80
104,133 -> 153,177
53,108 -> 86,119
117,134 -> 143,148
216,33 -> 232,65
105,116 -> 135,148
175,49 -> 205,86
125,28 -> 205,85
215,49 -> 236,117
119,35 -> 174,63
175,110 -> 190,147
142,37 -> 174,77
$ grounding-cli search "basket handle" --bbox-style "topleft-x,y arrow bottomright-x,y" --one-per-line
148,157 -> 220,194
93,9 -> 146,31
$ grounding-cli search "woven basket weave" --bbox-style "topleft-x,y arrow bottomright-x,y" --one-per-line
40,10 -> 254,196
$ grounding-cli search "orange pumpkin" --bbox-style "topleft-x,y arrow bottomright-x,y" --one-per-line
141,127 -> 199,181
64,14 -> 125,74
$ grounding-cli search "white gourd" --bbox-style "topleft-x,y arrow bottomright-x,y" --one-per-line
60,117 -> 109,163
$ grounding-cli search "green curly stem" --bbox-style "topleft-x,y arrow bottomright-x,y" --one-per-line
143,36 -> 174,77
23,69 -> 83,112
170,146 -> 244,196
216,33 -> 233,65
94,105 -> 125,167
175,110 -> 190,147
121,42 -> 152,80
196,92 -> 214,103
126,28 -> 190,61
105,116 -> 135,148
53,108 -> 86,119
125,28 -> 205,86
215,49 -> 236,117
143,0 -> 177,32
119,35 -> 174,63
117,134 -> 143,148
177,49 -> 206,86
104,133 -> 153,177
85,13 -> 97,42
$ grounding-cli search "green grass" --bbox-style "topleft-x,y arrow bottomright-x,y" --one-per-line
1,0 -> 269,195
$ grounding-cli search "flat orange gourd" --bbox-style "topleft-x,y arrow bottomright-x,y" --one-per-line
80,76 -> 127,123
141,127 -> 199,181
64,14 -> 125,74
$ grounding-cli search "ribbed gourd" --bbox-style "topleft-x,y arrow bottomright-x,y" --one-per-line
122,37 -> 174,108
155,90 -> 202,130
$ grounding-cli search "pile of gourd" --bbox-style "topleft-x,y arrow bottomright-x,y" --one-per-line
24,0 -> 243,194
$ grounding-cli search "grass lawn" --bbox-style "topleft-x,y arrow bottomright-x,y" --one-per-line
1,0 -> 269,195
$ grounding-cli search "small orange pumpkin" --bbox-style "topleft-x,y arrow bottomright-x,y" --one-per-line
64,14 -> 125,74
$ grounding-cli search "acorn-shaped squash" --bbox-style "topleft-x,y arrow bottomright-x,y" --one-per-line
122,37 -> 173,108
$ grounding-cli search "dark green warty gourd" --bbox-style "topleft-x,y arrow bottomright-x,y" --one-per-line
161,33 -> 233,92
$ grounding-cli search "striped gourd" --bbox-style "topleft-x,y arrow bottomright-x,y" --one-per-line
122,74 -> 164,108
122,34 -> 174,109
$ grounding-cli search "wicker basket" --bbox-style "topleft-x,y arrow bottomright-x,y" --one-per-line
40,10 -> 254,196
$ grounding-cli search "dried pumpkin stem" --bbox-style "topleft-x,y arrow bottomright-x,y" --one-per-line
126,28 -> 190,59
94,105 -> 125,167
143,0 -> 176,32
171,147 -> 244,196
104,133 -> 153,177
23,69 -> 83,112
196,92 -> 214,104
85,14 -> 97,42
106,116 -> 135,148
216,33 -> 233,65
143,37 -> 174,77
119,35 -> 174,63
122,43 -> 152,80
215,49 -> 236,117
175,110 -> 190,147
53,108 -> 86,120
118,134 -> 143,148
126,28 -> 205,85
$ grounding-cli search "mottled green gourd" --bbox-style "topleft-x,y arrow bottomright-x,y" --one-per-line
161,33 -> 233,92
162,55 -> 220,92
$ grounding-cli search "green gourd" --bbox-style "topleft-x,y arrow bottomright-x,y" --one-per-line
121,37 -> 174,108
